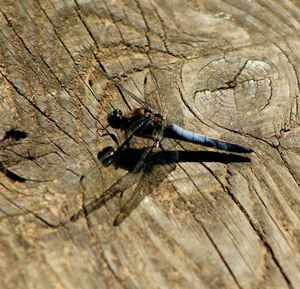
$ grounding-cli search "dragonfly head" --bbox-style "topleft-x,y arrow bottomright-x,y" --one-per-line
107,109 -> 123,129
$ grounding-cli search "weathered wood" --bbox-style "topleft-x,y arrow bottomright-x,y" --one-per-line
1,1 -> 299,288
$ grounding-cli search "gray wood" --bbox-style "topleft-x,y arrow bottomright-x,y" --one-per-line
0,0 -> 299,288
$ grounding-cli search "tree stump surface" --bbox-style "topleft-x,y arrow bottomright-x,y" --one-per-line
0,1 -> 299,288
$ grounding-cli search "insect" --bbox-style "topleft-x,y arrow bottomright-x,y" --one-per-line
71,67 -> 252,226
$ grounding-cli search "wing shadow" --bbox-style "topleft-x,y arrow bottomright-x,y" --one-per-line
70,146 -> 251,225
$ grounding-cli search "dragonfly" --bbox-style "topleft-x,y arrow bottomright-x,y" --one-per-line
71,67 -> 252,226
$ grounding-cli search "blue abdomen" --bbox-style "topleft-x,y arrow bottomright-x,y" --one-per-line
164,124 -> 252,153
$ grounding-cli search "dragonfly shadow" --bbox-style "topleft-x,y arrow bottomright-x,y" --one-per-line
70,146 -> 251,225
99,146 -> 251,173
177,150 -> 251,164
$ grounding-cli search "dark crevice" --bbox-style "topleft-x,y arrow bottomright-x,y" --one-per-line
178,83 -> 276,151
77,171 -> 125,288
4,129 -> 28,141
277,148 -> 300,187
201,220 -> 243,289
206,165 -> 294,289
0,166 -> 26,183
134,0 -> 151,53
0,66 -> 79,149
170,164 -> 243,288
35,0 -> 103,131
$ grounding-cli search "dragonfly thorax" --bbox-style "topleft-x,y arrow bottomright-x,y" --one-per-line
108,109 -> 123,129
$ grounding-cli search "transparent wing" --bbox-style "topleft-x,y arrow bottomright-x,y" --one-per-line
70,171 -> 141,222
113,139 -> 177,226
143,68 -> 165,115
100,69 -> 157,114
101,68 -> 166,117
70,137 -> 167,224
69,120 -> 164,223
110,69 -> 181,225
70,67 -> 179,225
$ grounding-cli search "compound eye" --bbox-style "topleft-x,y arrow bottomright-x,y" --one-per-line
114,109 -> 122,117
107,109 -> 123,128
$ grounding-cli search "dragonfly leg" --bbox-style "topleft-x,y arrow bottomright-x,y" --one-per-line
155,134 -> 164,148
101,132 -> 120,146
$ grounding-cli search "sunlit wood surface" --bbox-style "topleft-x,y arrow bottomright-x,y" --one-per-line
1,1 -> 300,288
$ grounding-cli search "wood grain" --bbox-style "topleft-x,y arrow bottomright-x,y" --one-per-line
0,1 -> 299,288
